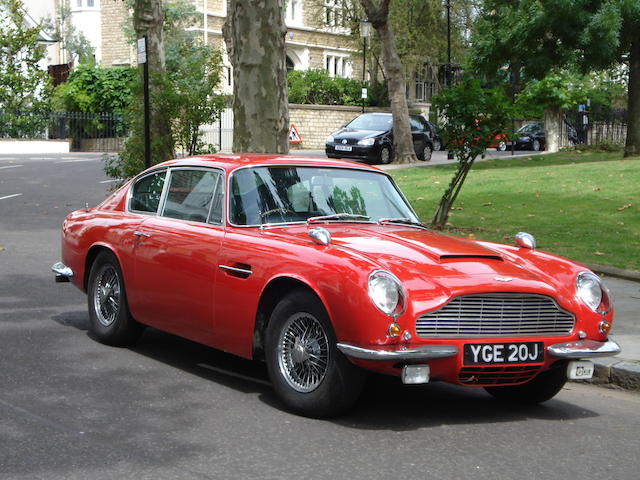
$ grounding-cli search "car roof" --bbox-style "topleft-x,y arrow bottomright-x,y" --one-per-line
151,153 -> 386,176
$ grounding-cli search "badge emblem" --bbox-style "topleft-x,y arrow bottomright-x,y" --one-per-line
342,139 -> 347,144
494,276 -> 513,282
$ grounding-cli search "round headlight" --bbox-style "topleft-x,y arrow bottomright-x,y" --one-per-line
326,135 -> 335,143
576,271 -> 611,314
357,137 -> 375,146
368,270 -> 406,317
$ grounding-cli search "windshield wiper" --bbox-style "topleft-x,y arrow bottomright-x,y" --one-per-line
307,213 -> 371,223
378,217 -> 428,228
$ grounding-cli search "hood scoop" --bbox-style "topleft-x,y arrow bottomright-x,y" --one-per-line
439,254 -> 503,262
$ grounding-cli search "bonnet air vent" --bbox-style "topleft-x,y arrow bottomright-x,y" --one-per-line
439,255 -> 503,262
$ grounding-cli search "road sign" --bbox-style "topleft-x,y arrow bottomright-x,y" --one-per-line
289,124 -> 302,143
137,37 -> 147,64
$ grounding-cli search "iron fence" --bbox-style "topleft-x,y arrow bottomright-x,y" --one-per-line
0,110 -> 128,152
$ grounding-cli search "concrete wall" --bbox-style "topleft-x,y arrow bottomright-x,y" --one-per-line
289,104 -> 389,150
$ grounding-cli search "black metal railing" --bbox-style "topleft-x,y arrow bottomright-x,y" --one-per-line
0,110 -> 128,152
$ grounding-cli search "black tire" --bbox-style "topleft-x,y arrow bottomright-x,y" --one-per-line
265,289 -> 366,418
418,143 -> 433,161
496,141 -> 507,151
532,139 -> 541,151
378,145 -> 392,164
87,251 -> 143,346
484,364 -> 567,404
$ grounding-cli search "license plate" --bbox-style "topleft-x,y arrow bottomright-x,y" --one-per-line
463,342 -> 544,365
567,360 -> 594,380
335,145 -> 352,151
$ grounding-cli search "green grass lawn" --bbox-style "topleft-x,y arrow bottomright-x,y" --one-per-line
392,151 -> 640,271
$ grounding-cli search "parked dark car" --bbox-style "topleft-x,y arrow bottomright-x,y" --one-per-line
326,113 -> 433,164
424,120 -> 443,151
508,122 -> 578,151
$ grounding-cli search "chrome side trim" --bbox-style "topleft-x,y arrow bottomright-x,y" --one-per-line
52,262 -> 74,282
547,338 -> 621,358
218,264 -> 252,276
337,343 -> 458,361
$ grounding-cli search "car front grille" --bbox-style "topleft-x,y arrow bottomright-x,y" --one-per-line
415,293 -> 574,338
459,365 -> 542,385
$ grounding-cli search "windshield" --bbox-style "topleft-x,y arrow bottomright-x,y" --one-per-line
229,166 -> 418,226
517,123 -> 542,134
346,114 -> 393,131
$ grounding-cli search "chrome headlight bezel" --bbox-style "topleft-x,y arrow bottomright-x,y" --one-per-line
576,271 -> 612,314
357,137 -> 375,146
368,270 -> 406,318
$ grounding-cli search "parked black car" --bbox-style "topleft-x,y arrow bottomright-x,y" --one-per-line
325,113 -> 433,164
508,122 -> 578,151
424,120 -> 443,151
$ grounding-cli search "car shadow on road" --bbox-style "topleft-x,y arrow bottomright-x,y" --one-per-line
51,314 -> 600,430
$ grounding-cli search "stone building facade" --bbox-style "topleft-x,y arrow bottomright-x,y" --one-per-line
99,0 -> 362,92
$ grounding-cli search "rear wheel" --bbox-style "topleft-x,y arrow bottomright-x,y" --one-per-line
418,143 -> 433,161
378,145 -> 392,164
265,289 -> 365,417
496,140 -> 507,151
87,251 -> 143,346
432,138 -> 442,151
484,364 -> 567,404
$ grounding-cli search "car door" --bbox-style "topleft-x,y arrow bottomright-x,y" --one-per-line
129,167 -> 225,342
410,116 -> 429,154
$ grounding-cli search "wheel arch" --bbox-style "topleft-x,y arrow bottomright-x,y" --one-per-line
83,243 -> 122,291
252,276 -> 328,361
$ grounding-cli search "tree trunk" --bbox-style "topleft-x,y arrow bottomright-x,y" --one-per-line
223,0 -> 289,154
361,0 -> 417,164
133,0 -> 173,162
544,105 -> 561,152
624,36 -> 640,158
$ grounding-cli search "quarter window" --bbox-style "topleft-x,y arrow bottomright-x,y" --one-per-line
130,170 -> 166,213
161,169 -> 221,223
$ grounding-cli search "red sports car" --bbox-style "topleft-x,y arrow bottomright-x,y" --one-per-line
53,154 -> 620,417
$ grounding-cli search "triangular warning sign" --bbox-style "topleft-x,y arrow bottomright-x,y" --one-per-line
288,124 -> 302,143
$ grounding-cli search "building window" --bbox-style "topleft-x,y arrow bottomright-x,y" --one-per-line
324,0 -> 347,28
415,63 -> 437,103
88,0 -> 94,6
325,54 -> 351,78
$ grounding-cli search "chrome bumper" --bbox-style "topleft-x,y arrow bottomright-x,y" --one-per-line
547,338 -> 621,359
52,262 -> 74,283
337,343 -> 458,361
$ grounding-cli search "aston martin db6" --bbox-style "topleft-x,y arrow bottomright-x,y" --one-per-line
53,154 -> 620,417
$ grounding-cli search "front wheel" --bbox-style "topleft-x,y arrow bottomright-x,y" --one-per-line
265,289 -> 366,417
496,140 -> 507,151
532,139 -> 541,151
484,364 -> 567,404
87,251 -> 143,346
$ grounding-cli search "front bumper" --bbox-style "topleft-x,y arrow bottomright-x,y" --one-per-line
337,342 -> 458,361
52,261 -> 74,283
325,144 -> 378,161
547,338 -> 621,358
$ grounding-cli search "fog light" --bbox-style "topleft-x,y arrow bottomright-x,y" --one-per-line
388,322 -> 401,337
401,365 -> 430,384
599,320 -> 612,334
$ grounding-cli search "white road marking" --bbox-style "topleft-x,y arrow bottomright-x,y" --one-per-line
55,158 -> 100,164
0,165 -> 23,170
0,193 -> 23,201
99,179 -> 119,184
0,157 -> 18,161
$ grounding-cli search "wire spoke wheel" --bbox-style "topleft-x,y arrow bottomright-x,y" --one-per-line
93,264 -> 121,327
277,312 -> 329,393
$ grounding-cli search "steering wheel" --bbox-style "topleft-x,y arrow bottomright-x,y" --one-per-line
260,208 -> 295,222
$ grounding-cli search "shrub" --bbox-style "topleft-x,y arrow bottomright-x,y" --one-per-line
288,69 -> 388,106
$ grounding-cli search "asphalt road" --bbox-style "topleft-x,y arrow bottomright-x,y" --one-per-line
1,152 -> 639,480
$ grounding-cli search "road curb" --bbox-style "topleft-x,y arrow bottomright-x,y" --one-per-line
585,263 -> 640,282
577,357 -> 640,391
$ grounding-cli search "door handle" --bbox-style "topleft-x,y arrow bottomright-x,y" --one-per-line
134,231 -> 151,238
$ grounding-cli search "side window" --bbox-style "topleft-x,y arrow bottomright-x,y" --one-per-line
130,171 -> 166,213
409,117 -> 423,131
162,169 -> 219,223
208,174 -> 224,225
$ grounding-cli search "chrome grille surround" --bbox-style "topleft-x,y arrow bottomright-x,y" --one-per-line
415,293 -> 575,338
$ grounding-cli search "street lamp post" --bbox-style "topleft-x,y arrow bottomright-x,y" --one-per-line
360,19 -> 371,114
445,0 -> 451,88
